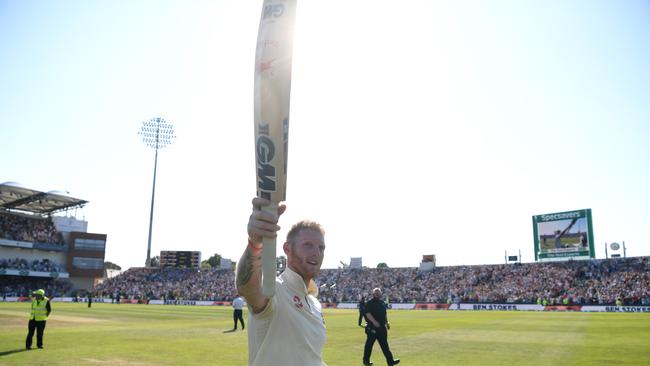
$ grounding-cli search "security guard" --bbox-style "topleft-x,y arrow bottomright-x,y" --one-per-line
26,289 -> 51,350
363,288 -> 400,366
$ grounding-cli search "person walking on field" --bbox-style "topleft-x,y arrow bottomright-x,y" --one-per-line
363,288 -> 399,366
358,295 -> 367,327
232,295 -> 245,330
236,197 -> 327,366
26,289 -> 51,350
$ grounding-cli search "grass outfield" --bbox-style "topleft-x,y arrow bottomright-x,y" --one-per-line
1,303 -> 649,365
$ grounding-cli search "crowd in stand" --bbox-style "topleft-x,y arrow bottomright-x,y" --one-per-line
92,267 -> 237,302
0,212 -> 64,245
0,258 -> 62,273
85,256 -> 650,306
2,256 -> 649,306
3,206 -> 643,306
317,257 -> 650,306
0,276 -> 72,298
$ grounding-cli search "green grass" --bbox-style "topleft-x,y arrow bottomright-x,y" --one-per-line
1,303 -> 649,365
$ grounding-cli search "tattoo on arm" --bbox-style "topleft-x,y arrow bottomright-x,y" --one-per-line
236,248 -> 260,287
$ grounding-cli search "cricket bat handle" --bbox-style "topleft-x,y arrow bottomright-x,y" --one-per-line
261,203 -> 278,297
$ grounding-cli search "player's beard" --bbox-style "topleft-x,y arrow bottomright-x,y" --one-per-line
285,229 -> 325,283
290,254 -> 321,281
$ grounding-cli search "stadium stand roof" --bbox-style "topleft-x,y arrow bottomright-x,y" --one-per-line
0,181 -> 87,214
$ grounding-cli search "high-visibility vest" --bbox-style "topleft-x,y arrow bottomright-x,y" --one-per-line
30,297 -> 49,321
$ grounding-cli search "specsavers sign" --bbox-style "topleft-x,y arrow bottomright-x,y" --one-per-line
532,209 -> 595,261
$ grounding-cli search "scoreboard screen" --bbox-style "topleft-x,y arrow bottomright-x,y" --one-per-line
160,251 -> 201,269
532,208 -> 594,262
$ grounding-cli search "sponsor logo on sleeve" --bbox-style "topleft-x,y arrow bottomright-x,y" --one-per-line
292,295 -> 303,309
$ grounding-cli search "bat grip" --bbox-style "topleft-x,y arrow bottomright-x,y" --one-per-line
261,203 -> 279,297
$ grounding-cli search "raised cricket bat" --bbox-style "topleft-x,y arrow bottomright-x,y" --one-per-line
254,0 -> 297,297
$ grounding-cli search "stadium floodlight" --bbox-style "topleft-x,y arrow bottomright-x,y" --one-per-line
138,117 -> 176,267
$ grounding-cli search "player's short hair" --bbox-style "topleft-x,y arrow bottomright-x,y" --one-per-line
286,220 -> 325,245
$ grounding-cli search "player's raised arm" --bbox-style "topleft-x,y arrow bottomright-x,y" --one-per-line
236,197 -> 286,314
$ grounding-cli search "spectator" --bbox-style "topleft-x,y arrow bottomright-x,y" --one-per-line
0,212 -> 64,245
84,257 -> 650,306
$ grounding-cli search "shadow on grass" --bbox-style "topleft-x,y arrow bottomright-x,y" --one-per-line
0,348 -> 31,357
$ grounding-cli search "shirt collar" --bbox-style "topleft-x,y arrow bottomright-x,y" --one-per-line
280,267 -> 319,297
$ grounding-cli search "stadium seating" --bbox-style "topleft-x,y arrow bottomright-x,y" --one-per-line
92,267 -> 237,302
0,211 -> 64,245
0,276 -> 72,297
318,257 -> 650,306
2,252 -> 647,305
0,258 -> 62,273
84,256 -> 650,306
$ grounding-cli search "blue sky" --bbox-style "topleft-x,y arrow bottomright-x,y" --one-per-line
1,0 -> 649,270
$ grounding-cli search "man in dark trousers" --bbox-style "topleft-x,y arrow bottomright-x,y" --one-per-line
363,288 -> 399,366
231,295 -> 245,330
358,295 -> 367,327
26,289 -> 51,350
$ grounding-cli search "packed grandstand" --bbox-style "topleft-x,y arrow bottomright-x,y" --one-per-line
0,211 -> 65,246
3,255 -> 649,306
1,182 -> 106,297
2,183 -> 649,306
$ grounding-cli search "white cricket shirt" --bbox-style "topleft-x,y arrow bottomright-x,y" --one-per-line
247,267 -> 327,366
233,297 -> 244,310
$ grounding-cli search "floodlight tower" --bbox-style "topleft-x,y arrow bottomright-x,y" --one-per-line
139,117 -> 176,267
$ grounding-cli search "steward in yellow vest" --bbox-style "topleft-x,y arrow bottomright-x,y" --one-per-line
26,289 -> 51,350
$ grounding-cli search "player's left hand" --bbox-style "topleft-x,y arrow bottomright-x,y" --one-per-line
247,197 -> 287,245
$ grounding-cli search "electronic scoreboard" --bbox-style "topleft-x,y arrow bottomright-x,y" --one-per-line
160,251 -> 201,269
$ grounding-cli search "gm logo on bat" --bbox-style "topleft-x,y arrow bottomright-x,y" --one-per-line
256,123 -> 277,199
263,3 -> 284,19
